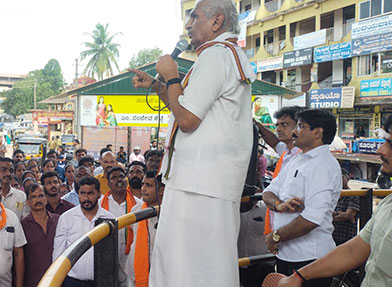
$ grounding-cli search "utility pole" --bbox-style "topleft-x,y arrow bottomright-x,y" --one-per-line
75,58 -> 79,88
33,79 -> 37,109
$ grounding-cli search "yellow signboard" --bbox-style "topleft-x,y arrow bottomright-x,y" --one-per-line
80,95 -> 170,127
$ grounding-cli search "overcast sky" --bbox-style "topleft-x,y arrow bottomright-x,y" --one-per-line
1,0 -> 184,84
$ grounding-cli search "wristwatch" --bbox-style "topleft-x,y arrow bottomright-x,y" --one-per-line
272,230 -> 281,243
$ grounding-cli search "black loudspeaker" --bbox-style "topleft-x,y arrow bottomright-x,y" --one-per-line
240,124 -> 260,213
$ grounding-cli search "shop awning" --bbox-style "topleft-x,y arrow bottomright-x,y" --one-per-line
45,57 -> 302,100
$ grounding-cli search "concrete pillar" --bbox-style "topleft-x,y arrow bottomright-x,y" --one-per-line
334,9 -> 343,41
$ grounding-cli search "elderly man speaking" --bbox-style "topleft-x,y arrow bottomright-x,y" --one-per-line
130,0 -> 255,286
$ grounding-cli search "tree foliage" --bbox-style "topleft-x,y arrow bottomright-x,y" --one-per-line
1,59 -> 64,116
129,47 -> 163,69
80,23 -> 122,81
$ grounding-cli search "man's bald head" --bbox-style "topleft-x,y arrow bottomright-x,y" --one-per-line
101,151 -> 117,175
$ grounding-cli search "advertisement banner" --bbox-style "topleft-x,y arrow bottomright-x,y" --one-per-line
293,29 -> 326,50
237,11 -> 255,48
352,14 -> 392,39
80,95 -> 170,127
252,95 -> 279,130
32,110 -> 73,122
309,87 -> 355,109
314,42 -> 352,63
352,31 -> 392,56
357,139 -> 385,154
283,48 -> 312,68
257,56 -> 283,72
360,77 -> 392,97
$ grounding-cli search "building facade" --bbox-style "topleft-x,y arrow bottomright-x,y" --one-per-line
181,0 -> 392,139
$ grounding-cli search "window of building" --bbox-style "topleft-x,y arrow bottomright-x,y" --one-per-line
344,58 -> 352,85
360,1 -> 371,19
372,0 -> 382,16
290,22 -> 297,39
287,69 -> 297,90
262,71 -> 276,84
278,26 -> 286,41
358,52 -> 392,76
264,29 -> 274,44
255,36 -> 261,52
357,54 -> 379,76
385,0 -> 392,13
360,0 -> 391,19
381,51 -> 392,74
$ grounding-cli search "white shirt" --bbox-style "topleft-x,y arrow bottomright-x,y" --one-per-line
275,141 -> 301,170
160,32 -> 255,202
265,145 -> 342,262
0,208 -> 27,287
53,205 -> 115,281
125,201 -> 158,286
129,153 -> 145,163
2,187 -> 28,220
98,195 -> 141,276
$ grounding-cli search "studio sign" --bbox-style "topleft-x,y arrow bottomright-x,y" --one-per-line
309,88 -> 341,109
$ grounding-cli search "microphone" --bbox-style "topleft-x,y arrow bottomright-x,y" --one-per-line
154,39 -> 189,80
170,39 -> 189,59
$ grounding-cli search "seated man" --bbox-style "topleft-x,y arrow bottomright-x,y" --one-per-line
332,168 -> 359,246
126,171 -> 165,287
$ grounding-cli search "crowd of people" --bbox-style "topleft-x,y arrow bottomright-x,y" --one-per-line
2,0 -> 392,286
0,143 -> 164,287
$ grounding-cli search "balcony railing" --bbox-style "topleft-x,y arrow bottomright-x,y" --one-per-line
289,22 -> 354,48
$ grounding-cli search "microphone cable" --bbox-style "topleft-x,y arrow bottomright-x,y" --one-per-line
145,76 -> 166,228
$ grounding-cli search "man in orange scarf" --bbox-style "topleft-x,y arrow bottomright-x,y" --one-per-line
126,171 -> 164,287
254,106 -> 304,235
100,166 -> 140,287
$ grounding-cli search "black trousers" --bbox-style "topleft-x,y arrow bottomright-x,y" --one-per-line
276,258 -> 332,287
63,276 -> 95,287
239,261 -> 275,287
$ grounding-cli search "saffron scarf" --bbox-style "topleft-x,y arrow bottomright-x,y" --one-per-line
0,203 -> 6,230
101,188 -> 137,254
264,151 -> 286,235
134,202 -> 149,287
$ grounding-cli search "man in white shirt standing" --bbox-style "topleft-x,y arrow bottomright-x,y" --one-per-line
129,146 -> 145,164
254,106 -> 304,172
263,109 -> 342,287
99,166 -> 140,287
130,0 -> 255,286
0,193 -> 26,287
0,157 -> 28,219
53,176 -> 114,287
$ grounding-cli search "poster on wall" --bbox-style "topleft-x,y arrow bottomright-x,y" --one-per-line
252,95 -> 279,129
80,95 -> 171,127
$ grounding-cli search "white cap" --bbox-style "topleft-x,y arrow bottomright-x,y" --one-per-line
134,146 -> 141,150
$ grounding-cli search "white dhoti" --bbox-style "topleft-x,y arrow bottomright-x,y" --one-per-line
149,187 -> 241,287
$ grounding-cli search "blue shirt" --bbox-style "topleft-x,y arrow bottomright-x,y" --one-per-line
61,189 -> 79,206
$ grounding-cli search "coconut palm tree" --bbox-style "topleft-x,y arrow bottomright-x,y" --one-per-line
80,23 -> 121,80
